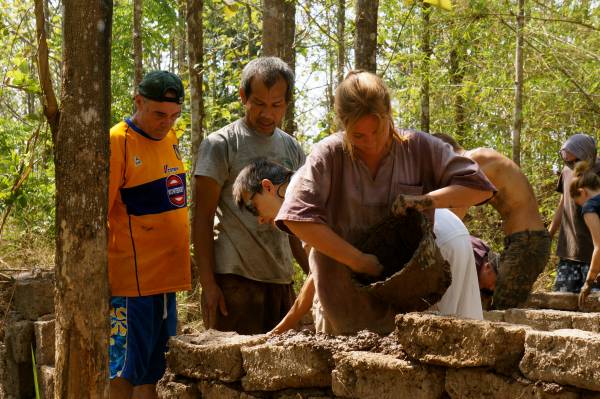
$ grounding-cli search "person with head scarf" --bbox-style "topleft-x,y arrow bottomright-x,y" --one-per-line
549,133 -> 600,293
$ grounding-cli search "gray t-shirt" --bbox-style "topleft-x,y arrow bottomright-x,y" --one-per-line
195,118 -> 306,284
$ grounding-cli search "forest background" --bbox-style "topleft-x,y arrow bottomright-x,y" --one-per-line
1,0 -> 599,295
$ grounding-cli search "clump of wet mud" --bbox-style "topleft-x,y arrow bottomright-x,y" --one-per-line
266,329 -> 407,359
354,208 -> 424,285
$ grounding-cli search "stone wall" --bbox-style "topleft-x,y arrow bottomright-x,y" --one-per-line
160,293 -> 600,399
2,273 -> 600,399
0,271 -> 55,399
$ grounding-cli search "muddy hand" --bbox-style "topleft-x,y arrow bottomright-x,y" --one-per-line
392,194 -> 433,216
358,253 -> 384,276
579,282 -> 592,309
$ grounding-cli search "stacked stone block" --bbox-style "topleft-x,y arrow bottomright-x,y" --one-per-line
160,307 -> 600,399
0,271 -> 54,399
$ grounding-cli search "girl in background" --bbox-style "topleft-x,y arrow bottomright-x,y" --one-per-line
570,161 -> 600,307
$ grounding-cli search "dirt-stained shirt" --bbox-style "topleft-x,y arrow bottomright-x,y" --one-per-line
195,118 -> 305,284
276,130 -> 496,245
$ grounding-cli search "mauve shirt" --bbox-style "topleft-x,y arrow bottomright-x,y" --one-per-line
276,130 -> 496,244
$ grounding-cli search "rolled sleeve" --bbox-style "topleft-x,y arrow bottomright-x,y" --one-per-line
276,144 -> 333,228
194,133 -> 229,187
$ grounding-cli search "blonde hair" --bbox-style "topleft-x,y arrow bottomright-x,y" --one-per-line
570,161 -> 600,198
334,70 -> 402,157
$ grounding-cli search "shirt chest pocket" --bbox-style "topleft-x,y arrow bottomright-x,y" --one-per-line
392,183 -> 424,200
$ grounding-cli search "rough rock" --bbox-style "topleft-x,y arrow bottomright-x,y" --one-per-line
13,271 -> 54,320
525,292 -> 600,312
197,381 -> 266,399
5,319 -> 34,363
241,339 -> 333,391
166,330 -> 265,382
504,309 -> 574,331
241,330 -> 386,392
34,316 -> 55,366
395,313 -> 527,372
445,368 -> 579,399
39,365 -> 55,399
503,308 -> 600,333
156,372 -> 200,398
520,329 -> 600,392
273,388 -> 334,398
571,313 -> 600,333
483,310 -> 505,322
332,351 -> 445,399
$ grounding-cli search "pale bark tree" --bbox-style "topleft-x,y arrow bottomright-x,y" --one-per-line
420,3 -> 431,133
262,0 -> 296,135
53,0 -> 112,397
354,0 -> 378,73
337,0 -> 346,84
133,0 -> 143,89
512,0 -> 525,166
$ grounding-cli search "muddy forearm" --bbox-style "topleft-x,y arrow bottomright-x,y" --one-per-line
283,221 -> 375,275
271,275 -> 315,333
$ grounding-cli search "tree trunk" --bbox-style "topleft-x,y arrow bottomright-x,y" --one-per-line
34,0 -> 59,138
354,0 -> 378,73
420,2 -> 431,133
133,0 -> 143,89
512,0 -> 525,166
337,0 -> 346,84
449,46 -> 466,137
53,1 -> 112,397
178,0 -> 187,79
187,0 -> 204,284
262,0 -> 296,135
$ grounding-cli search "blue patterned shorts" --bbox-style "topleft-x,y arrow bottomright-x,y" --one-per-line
109,294 -> 176,385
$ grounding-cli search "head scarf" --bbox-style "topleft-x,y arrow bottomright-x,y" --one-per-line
561,134 -> 597,163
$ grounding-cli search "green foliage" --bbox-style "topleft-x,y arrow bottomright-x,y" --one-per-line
1,0 -> 599,289
31,346 -> 41,399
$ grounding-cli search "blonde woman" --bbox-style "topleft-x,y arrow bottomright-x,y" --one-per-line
274,71 -> 496,335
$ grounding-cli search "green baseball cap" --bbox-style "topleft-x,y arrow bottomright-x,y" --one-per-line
138,70 -> 185,104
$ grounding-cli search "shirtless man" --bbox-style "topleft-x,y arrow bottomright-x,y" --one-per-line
434,133 -> 551,309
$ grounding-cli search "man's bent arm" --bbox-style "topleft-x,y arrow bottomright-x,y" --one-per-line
270,274 -> 315,334
548,195 -> 564,238
192,176 -> 227,326
289,236 -> 309,275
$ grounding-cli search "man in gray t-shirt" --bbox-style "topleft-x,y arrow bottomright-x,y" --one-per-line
193,57 -> 307,334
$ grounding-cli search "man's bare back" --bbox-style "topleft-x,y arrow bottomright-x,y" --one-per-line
454,148 -> 545,235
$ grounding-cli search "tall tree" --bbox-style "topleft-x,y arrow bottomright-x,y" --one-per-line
354,0 -> 379,73
449,34 -> 467,137
133,0 -> 143,89
53,0 -> 112,397
262,0 -> 297,135
420,2 -> 431,133
187,0 -> 204,284
512,0 -> 525,166
178,0 -> 187,78
337,0 -> 346,84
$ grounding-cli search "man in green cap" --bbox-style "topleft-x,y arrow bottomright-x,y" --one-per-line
108,70 -> 191,398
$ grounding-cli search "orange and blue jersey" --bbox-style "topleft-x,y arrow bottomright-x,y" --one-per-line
108,118 -> 191,296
